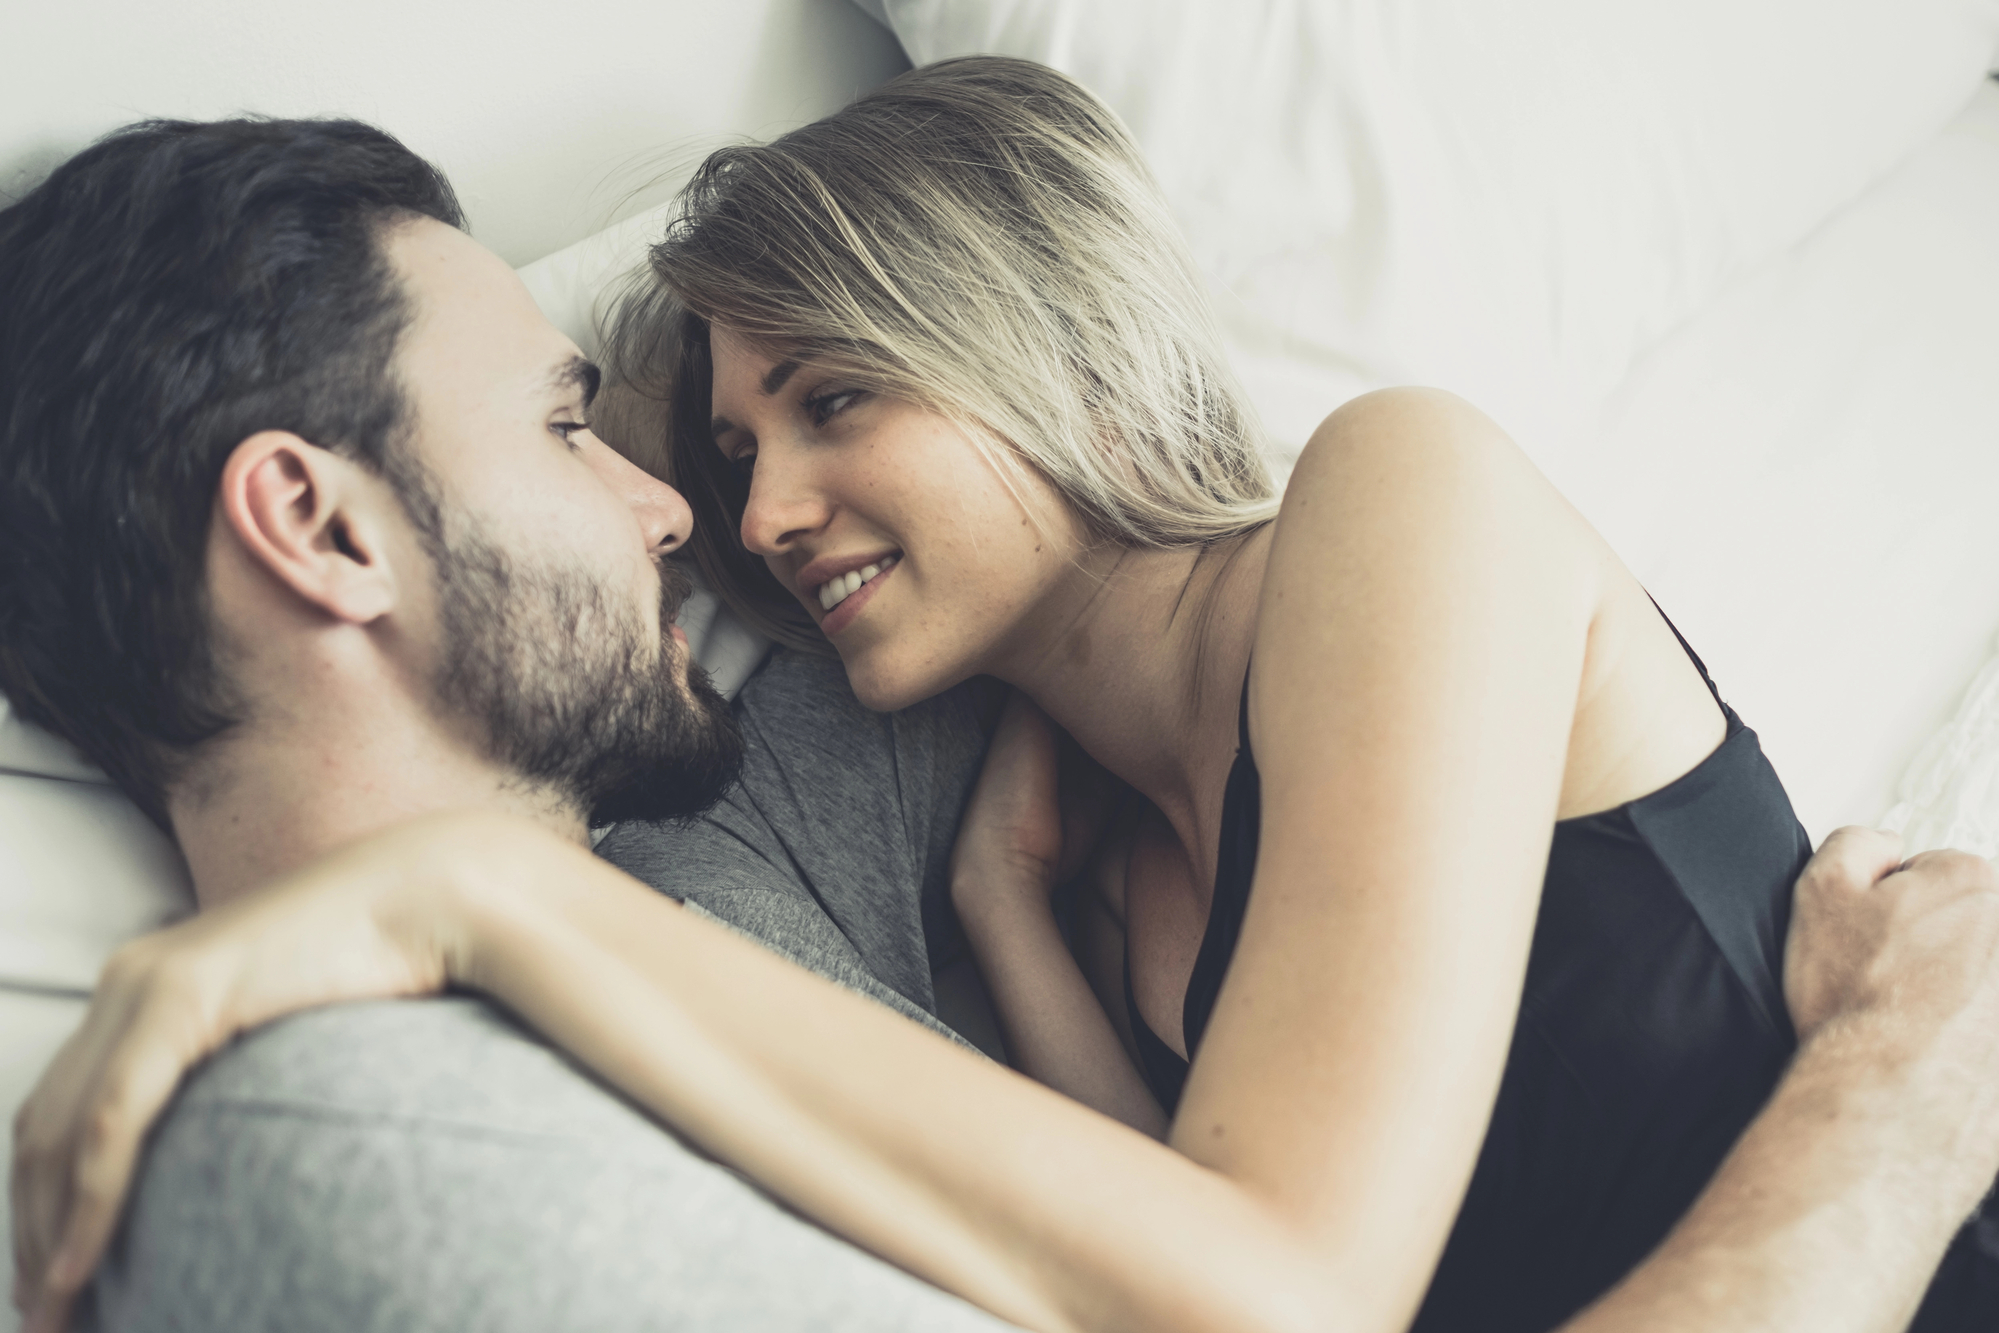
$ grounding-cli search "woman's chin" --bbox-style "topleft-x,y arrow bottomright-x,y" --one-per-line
838,644 -> 954,713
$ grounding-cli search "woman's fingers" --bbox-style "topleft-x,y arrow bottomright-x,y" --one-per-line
9,945 -> 219,1328
12,1008 -> 120,1315
42,1028 -> 197,1314
7,811 -> 498,1323
23,1286 -> 76,1333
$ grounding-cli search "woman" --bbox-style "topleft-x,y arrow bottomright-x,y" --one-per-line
608,53 -> 1818,1329
15,57 -> 1995,1333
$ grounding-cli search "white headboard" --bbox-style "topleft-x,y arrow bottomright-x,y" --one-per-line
0,0 -> 907,267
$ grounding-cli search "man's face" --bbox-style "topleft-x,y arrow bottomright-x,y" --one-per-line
382,218 -> 741,823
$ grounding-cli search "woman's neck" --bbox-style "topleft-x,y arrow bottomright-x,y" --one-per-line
992,526 -> 1272,865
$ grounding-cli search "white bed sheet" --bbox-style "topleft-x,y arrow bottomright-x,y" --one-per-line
1522,81 -> 1999,845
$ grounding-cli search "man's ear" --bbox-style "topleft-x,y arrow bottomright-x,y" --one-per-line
215,431 -> 403,624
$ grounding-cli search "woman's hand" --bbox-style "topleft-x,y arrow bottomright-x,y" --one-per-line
9,808 -> 532,1333
949,691 -> 1122,919
949,692 -> 1069,915
945,694 -> 1165,1134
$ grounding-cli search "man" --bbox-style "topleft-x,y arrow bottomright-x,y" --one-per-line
2,117 -> 1997,1333
1,117 -> 1008,1333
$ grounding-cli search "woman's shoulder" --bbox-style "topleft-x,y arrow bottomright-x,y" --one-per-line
1284,387 -> 1529,498
1271,387 -> 1605,581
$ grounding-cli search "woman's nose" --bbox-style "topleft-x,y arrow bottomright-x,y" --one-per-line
738,450 -> 831,557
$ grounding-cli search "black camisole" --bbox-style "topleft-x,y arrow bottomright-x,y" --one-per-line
1122,614 -> 1999,1331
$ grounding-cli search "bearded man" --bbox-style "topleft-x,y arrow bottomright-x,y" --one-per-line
0,117 -> 1007,1333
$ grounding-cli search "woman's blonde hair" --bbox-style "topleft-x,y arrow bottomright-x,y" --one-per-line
603,55 -> 1276,651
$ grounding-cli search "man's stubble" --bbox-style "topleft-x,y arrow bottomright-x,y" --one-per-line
424,511 -> 746,827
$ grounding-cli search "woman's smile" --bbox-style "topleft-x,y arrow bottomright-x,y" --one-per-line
806,552 -> 901,635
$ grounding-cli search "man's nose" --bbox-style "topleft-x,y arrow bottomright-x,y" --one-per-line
738,448 -> 830,557
591,438 -> 693,555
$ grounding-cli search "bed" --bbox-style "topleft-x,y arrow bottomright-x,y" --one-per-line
3,2 -> 1997,1324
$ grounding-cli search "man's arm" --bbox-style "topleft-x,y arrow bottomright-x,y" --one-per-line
1568,831 -> 1999,1331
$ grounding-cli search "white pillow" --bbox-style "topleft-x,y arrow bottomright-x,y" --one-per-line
871,0 -> 1999,465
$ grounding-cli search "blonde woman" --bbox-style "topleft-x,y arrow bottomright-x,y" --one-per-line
609,56 -> 1999,1327
17,59 -> 1999,1333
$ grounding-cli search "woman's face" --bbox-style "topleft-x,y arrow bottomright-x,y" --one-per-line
707,327 -> 1089,709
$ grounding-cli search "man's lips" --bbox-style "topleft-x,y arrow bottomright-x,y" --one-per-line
657,558 -> 697,626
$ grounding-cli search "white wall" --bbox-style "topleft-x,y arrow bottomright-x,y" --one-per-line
0,0 -> 909,266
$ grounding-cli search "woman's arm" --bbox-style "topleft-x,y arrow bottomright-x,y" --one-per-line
1158,387 -> 1606,1327
11,811 -> 1325,1333
950,692 -> 1168,1138
18,799 -> 1999,1333
455,819 -> 1322,1333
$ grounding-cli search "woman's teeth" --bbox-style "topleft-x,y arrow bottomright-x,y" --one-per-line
816,557 -> 897,612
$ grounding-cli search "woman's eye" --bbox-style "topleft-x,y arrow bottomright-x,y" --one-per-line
804,389 -> 865,427
551,420 -> 588,449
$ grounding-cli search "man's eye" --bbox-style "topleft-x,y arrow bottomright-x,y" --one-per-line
728,448 -> 757,480
804,389 -> 864,427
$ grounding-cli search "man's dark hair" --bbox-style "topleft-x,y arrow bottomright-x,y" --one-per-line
0,118 -> 463,827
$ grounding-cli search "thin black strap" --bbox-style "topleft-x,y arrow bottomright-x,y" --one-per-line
1237,658 -> 1254,750
1646,593 -> 1724,710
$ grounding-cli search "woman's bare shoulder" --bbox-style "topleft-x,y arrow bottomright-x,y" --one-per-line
1269,385 -> 1725,820
1282,387 -> 1565,522
1265,387 -> 1606,622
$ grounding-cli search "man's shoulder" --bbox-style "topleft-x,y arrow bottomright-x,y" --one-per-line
83,996 -> 1021,1333
174,995 -> 654,1146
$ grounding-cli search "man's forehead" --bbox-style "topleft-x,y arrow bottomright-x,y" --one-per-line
385,218 -> 586,394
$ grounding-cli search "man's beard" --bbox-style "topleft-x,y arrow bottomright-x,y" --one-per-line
425,520 -> 744,826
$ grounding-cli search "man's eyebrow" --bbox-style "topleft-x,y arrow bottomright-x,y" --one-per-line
548,356 -> 602,410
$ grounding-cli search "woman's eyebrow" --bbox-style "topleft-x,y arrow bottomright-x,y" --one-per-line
710,359 -> 804,441
761,359 -> 801,396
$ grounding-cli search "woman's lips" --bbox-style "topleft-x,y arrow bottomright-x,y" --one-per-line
818,558 -> 897,637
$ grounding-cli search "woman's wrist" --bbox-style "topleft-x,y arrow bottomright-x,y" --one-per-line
362,809 -> 549,992
951,867 -> 1059,938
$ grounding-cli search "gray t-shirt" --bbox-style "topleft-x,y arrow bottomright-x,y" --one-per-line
80,651 -> 1018,1332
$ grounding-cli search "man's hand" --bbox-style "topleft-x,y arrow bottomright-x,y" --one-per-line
1782,825 -> 1999,1232
1559,831 -> 1999,1333
1787,826 -> 1999,1044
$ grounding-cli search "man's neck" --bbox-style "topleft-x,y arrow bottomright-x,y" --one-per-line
170,705 -> 589,911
